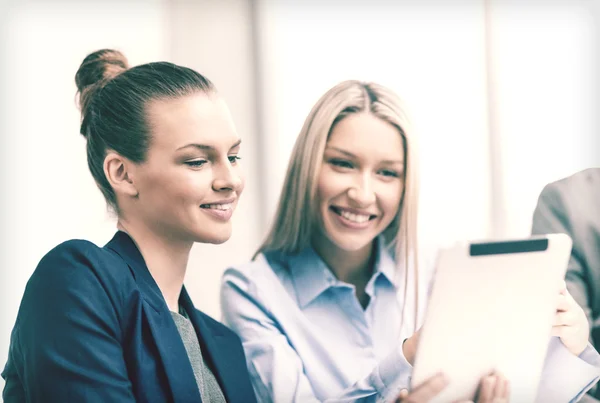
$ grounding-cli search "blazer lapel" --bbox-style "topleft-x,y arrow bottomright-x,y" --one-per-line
105,231 -> 202,403
180,287 -> 238,401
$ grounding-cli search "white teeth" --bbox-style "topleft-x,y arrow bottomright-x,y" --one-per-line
203,203 -> 232,210
340,210 -> 369,223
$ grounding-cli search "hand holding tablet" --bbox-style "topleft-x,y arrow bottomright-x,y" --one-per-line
396,372 -> 510,403
552,282 -> 589,356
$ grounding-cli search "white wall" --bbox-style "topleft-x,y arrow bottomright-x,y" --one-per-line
254,0 -> 493,251
486,0 -> 600,238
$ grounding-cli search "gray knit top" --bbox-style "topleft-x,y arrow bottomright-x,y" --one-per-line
170,310 -> 226,403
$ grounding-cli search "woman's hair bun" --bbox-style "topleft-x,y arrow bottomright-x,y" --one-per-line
75,49 -> 129,122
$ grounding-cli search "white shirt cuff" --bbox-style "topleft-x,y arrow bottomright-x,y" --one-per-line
374,343 -> 413,402
536,338 -> 600,403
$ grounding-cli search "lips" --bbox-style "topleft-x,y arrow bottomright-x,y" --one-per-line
200,202 -> 233,211
200,197 -> 236,208
200,198 -> 236,221
330,206 -> 377,223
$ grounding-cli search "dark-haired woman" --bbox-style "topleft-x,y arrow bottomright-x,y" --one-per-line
1,49 -> 256,403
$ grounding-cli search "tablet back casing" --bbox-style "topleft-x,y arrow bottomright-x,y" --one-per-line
411,234 -> 572,403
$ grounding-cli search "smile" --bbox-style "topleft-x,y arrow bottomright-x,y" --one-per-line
200,203 -> 233,210
330,206 -> 376,228
200,200 -> 235,221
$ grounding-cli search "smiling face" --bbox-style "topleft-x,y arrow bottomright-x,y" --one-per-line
315,112 -> 405,253
129,92 -> 244,244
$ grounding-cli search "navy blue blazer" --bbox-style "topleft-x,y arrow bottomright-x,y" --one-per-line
2,231 -> 257,403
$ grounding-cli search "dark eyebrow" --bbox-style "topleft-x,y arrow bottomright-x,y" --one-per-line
326,146 -> 403,165
229,139 -> 242,150
177,143 -> 214,151
177,139 -> 242,152
326,146 -> 356,158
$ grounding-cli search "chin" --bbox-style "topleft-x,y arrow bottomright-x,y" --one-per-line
192,226 -> 232,245
206,235 -> 231,245
325,230 -> 375,253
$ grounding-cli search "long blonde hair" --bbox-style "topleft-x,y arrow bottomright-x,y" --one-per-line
256,80 -> 420,331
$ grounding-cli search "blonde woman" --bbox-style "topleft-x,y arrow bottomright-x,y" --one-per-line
221,81 -> 599,402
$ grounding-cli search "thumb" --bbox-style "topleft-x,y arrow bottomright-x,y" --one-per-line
396,388 -> 409,402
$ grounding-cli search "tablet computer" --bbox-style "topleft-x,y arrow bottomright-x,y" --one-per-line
411,233 -> 572,403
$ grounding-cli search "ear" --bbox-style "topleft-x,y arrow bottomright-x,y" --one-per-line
103,151 -> 139,198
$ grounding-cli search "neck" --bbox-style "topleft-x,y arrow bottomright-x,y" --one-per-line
311,231 -> 375,287
117,217 -> 193,312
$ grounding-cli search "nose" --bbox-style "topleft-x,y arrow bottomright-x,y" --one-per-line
347,173 -> 376,207
212,159 -> 244,193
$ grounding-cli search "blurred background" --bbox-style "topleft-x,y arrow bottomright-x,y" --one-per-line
0,0 -> 599,393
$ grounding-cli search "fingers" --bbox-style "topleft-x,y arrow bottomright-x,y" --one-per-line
563,289 -> 580,307
554,289 -> 588,339
401,373 -> 510,403
503,377 -> 510,401
551,323 -> 579,339
558,285 -> 581,310
492,375 -> 505,398
556,286 -> 578,312
401,373 -> 448,402
556,293 -> 570,312
477,375 -> 495,403
492,373 -> 509,400
476,373 -> 510,403
553,310 -> 578,327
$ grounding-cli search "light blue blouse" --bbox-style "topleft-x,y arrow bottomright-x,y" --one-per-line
221,240 -> 600,402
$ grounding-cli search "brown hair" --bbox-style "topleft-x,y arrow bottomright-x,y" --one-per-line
75,49 -> 215,210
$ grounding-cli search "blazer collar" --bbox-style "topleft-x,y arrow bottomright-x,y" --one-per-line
105,231 -> 226,402
105,230 -> 166,312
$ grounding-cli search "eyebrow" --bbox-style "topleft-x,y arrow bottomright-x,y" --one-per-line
326,146 -> 404,165
177,139 -> 242,152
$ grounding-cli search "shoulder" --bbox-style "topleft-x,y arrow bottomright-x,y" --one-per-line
220,250 -> 295,325
221,250 -> 291,294
18,239 -> 135,326
30,239 -> 133,292
562,167 -> 600,187
540,168 -> 600,201
9,238 -> 138,347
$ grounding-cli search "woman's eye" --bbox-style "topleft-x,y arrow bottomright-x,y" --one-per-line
329,159 -> 353,169
228,155 -> 242,164
379,169 -> 400,178
185,160 -> 207,167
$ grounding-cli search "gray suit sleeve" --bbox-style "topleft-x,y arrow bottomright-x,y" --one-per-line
532,183 -> 593,339
532,183 -> 600,402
